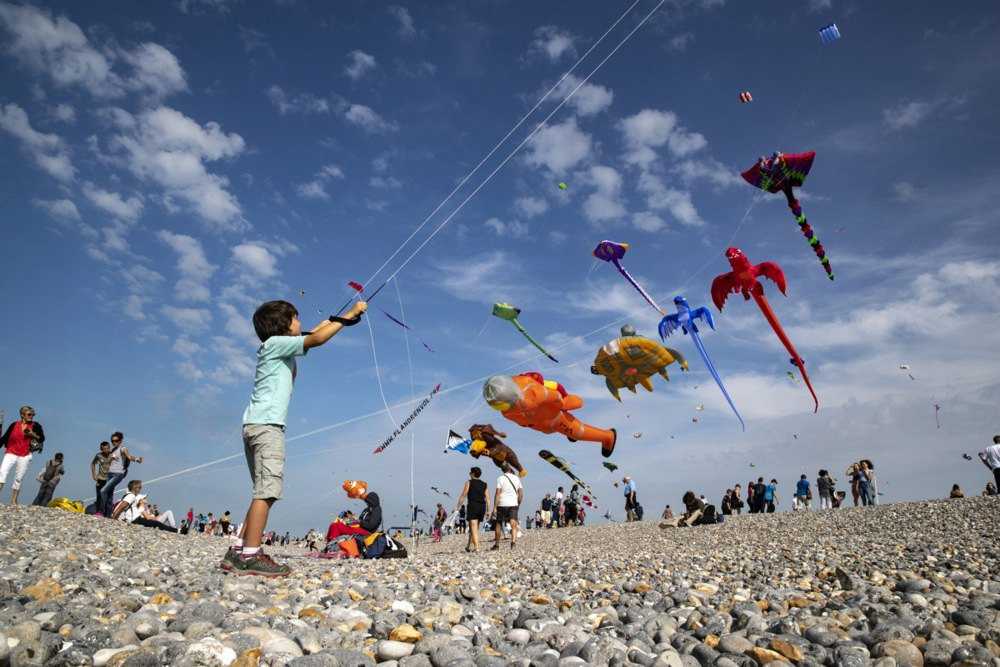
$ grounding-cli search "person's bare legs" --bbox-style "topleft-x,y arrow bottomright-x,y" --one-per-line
493,519 -> 502,548
241,498 -> 274,548
468,520 -> 480,550
10,488 -> 19,505
509,519 -> 519,548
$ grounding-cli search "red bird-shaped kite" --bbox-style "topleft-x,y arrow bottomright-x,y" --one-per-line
710,247 -> 819,413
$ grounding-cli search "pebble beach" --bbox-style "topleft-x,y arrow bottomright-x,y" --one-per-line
1,497 -> 998,667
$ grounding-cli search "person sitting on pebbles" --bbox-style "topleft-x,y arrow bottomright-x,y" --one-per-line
949,484 -> 965,499
468,424 -> 527,477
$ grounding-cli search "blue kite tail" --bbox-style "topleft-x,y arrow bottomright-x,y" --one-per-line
690,329 -> 746,431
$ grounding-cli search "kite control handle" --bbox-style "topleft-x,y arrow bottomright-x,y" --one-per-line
329,314 -> 363,326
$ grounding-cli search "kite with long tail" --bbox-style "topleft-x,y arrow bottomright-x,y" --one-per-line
658,295 -> 745,431
538,449 -> 597,500
741,151 -> 834,280
380,308 -> 434,352
492,303 -> 558,362
710,247 -> 819,412
593,241 -> 664,313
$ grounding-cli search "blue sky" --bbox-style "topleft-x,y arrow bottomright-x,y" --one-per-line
1,0 -> 999,534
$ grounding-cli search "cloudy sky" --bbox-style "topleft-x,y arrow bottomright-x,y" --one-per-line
1,0 -> 999,534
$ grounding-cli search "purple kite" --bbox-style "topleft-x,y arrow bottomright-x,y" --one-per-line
593,241 -> 664,314
380,308 -> 434,352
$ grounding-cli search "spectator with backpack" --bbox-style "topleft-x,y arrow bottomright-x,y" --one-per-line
492,462 -> 523,550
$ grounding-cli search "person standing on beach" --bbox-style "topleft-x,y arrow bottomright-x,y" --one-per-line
764,479 -> 778,513
849,464 -> 861,506
455,466 -> 489,552
492,462 -> 522,550
98,432 -> 143,517
32,452 -> 64,506
864,460 -> 879,504
90,441 -> 112,515
623,476 -> 638,521
432,503 -> 446,542
977,435 -> 1000,489
540,494 -> 553,528
0,406 -> 45,505
857,464 -> 873,506
554,486 -> 564,527
221,297 -> 368,577
731,484 -> 744,514
794,474 -> 811,511
753,477 -> 767,513
817,470 -> 835,509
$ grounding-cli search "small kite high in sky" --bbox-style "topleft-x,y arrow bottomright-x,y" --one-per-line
739,91 -> 753,103
380,308 -> 434,352
590,324 -> 688,400
538,449 -> 596,499
430,486 -> 451,497
492,302 -> 558,362
593,240 -> 664,314
659,295 -> 745,430
899,364 -> 915,380
742,151 -> 834,280
711,247 -> 819,412
602,461 -> 618,472
818,23 -> 841,44
935,403 -> 941,429
558,182 -> 568,190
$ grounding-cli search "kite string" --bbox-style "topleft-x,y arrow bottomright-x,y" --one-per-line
394,277 -> 418,550
379,0 -> 670,287
354,0 -> 645,293
366,310 -> 399,429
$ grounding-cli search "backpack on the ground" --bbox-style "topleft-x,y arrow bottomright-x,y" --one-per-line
381,536 -> 408,559
361,532 -> 388,559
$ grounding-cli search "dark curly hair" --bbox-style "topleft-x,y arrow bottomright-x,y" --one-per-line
252,300 -> 299,342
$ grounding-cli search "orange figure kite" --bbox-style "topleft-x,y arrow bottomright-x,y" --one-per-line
483,372 -> 616,457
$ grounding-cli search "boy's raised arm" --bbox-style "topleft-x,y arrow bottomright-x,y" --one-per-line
304,301 -> 368,350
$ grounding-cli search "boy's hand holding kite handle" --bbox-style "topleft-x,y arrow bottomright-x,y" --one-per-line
304,301 -> 367,348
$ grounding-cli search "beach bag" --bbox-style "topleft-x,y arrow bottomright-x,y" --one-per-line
48,498 -> 85,513
634,503 -> 644,520
381,536 -> 408,559
338,538 -> 361,559
362,532 -> 387,559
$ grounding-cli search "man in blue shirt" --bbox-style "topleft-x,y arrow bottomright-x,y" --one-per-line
794,474 -> 811,510
764,479 -> 779,513
623,476 -> 638,521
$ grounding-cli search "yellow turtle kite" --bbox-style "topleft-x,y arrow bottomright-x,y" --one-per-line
590,325 -> 689,401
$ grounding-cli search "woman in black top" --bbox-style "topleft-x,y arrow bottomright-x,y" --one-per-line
455,466 -> 490,552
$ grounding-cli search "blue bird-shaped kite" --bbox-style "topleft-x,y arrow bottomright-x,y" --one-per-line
658,295 -> 746,431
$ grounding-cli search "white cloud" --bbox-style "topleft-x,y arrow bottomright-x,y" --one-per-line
388,6 -> 416,38
549,73 -> 613,117
0,103 -> 75,181
344,104 -> 397,133
162,305 -> 211,331
0,3 -> 117,96
120,263 -> 165,294
583,165 -> 626,223
177,0 -> 235,14
637,172 -> 704,227
892,181 -> 919,202
51,103 -> 75,123
267,85 -> 330,115
173,337 -> 202,357
120,42 -> 188,100
883,100 -> 933,130
514,196 -> 549,219
158,230 -> 216,302
296,180 -> 329,200
231,243 -> 278,279
32,197 -> 80,221
530,26 -> 576,62
344,49 -> 376,80
632,211 -> 666,232
668,33 -> 694,52
525,118 -> 592,173
619,109 -> 707,167
107,106 -> 246,230
320,164 -> 344,179
82,182 -> 143,223
808,0 -> 832,11
370,175 -> 402,189
124,294 -> 148,320
484,217 -> 529,238
0,4 -> 187,100
672,158 -> 743,189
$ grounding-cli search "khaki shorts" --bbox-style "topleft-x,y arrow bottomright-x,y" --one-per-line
243,424 -> 285,500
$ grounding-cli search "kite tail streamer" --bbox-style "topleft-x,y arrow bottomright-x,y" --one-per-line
613,259 -> 665,314
751,293 -> 819,413
689,329 -> 746,431
786,192 -> 833,281
512,319 -> 559,363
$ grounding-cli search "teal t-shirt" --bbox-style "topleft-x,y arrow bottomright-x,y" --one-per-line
242,335 -> 307,426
